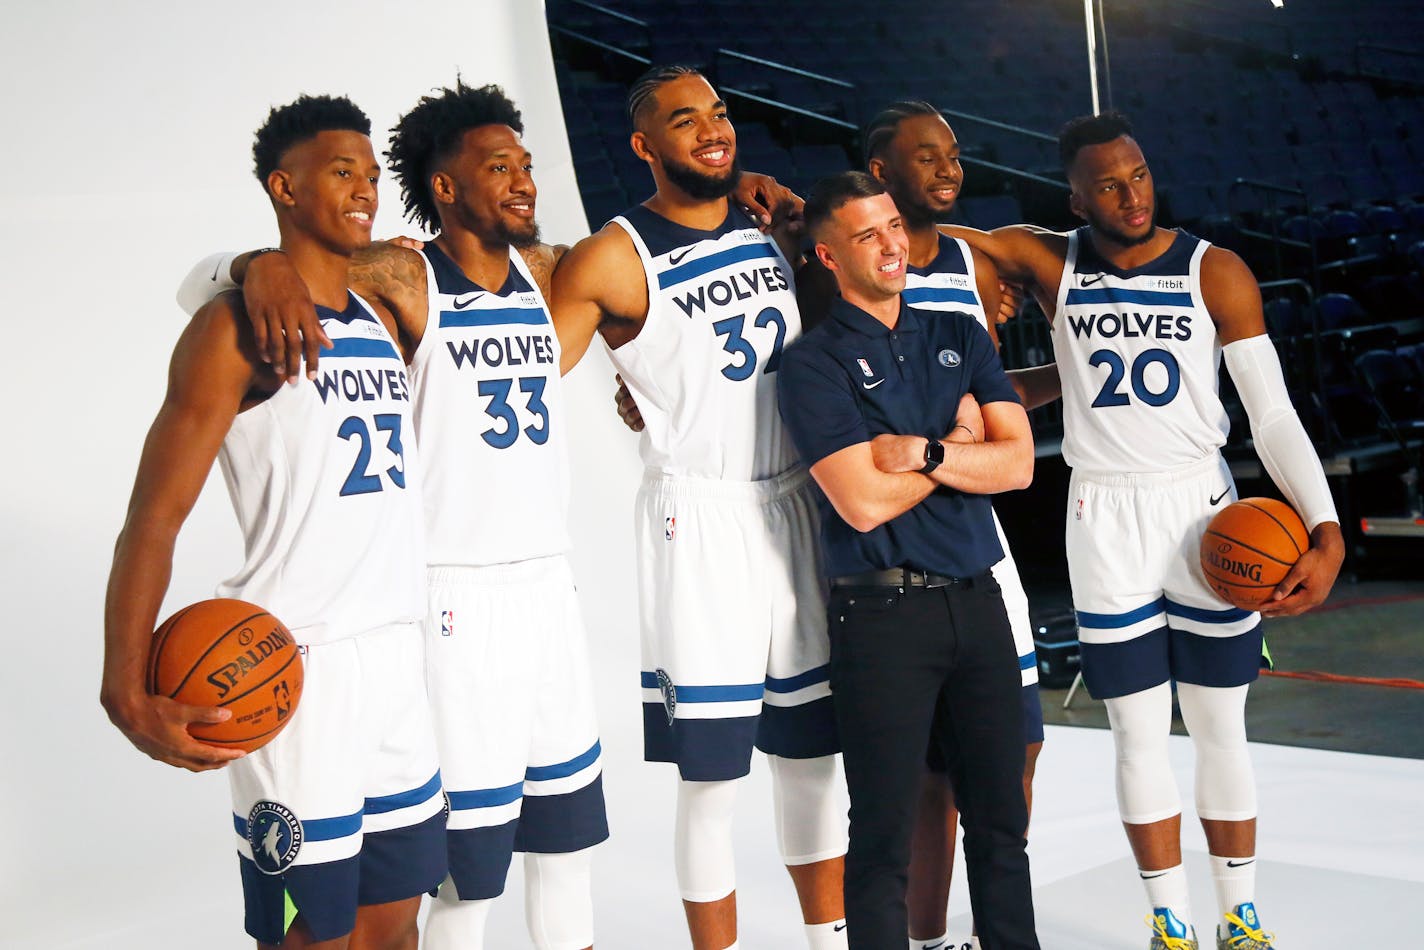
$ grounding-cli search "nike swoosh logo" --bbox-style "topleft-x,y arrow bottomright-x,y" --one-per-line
834,923 -> 848,932
863,379 -> 885,390
1140,870 -> 1169,880
1210,489 -> 1230,505
1226,858 -> 1255,868
919,943 -> 942,949
1081,273 -> 1106,286
451,292 -> 486,309
668,245 -> 697,266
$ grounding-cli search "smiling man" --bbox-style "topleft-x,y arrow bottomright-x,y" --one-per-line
777,170 -> 1039,950
552,65 -> 846,950
102,95 -> 444,949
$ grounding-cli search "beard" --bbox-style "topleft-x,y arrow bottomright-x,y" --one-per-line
495,216 -> 541,249
662,151 -> 743,201
1089,209 -> 1157,248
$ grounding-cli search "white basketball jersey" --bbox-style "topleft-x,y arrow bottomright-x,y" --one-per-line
1052,228 -> 1228,473
608,205 -> 801,481
218,293 -> 425,644
408,244 -> 568,566
903,232 -> 989,329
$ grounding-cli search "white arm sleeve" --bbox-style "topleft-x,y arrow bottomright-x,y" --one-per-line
1223,334 -> 1339,530
175,252 -> 239,317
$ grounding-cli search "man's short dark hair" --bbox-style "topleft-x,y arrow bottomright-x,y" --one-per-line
804,171 -> 888,240
1058,110 -> 1135,171
626,64 -> 706,128
252,95 -> 371,185
387,80 -> 525,232
863,99 -> 941,164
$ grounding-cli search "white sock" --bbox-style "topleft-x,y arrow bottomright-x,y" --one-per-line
424,878 -> 494,950
1140,863 -> 1192,925
908,933 -> 947,949
805,919 -> 847,948
1210,853 -> 1257,932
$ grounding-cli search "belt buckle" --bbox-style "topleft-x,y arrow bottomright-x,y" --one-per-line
905,567 -> 928,588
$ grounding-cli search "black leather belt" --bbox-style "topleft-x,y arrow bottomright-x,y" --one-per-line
830,568 -> 982,590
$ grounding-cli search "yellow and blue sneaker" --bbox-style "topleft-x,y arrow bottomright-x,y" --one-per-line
1217,902 -> 1276,949
1148,907 -> 1199,950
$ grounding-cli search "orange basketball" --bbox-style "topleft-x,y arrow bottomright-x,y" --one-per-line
1200,497 -> 1309,610
147,598 -> 303,752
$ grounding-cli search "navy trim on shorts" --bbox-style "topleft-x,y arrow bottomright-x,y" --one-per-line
1080,625 -> 1172,699
241,852 -> 360,944
515,772 -> 610,854
756,694 -> 839,759
1080,622 -> 1264,698
1021,683 -> 1045,745
1170,622 -> 1264,688
445,819 -> 518,899
643,705 -> 759,781
359,809 -> 447,906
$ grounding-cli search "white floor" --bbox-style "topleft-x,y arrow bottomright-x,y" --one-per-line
21,724 -> 1420,949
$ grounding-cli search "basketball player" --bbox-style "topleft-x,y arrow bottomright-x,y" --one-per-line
550,65 -> 847,950
101,96 -> 445,949
956,112 -> 1343,950
176,82 -> 609,950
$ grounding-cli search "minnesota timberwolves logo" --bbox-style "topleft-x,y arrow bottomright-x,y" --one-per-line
655,668 -> 677,725
247,800 -> 302,875
937,348 -> 961,368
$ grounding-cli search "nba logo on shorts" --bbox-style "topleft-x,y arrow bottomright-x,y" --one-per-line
1075,498 -> 1084,521
665,516 -> 676,541
857,358 -> 873,378
441,610 -> 455,637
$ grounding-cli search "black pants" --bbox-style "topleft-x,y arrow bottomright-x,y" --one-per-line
828,574 -> 1039,950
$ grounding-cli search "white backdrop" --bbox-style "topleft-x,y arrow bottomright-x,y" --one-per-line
0,2 -> 751,946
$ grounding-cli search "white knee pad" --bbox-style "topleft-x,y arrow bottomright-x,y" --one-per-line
767,753 -> 848,866
524,847 -> 596,950
424,879 -> 493,950
1104,682 -> 1182,825
1176,682 -> 1257,821
675,778 -> 740,902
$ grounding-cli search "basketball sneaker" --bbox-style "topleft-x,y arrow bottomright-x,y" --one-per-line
1216,902 -> 1276,949
1148,907 -> 1199,950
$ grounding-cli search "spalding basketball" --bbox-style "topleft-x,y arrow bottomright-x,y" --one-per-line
1200,497 -> 1309,610
147,598 -> 303,752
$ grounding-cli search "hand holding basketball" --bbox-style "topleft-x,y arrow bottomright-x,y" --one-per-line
147,598 -> 303,755
1201,498 -> 1343,615
102,690 -> 247,773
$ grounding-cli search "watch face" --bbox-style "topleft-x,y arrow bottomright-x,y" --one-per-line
926,440 -> 945,465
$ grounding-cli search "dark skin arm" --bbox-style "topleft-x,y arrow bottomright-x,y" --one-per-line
100,294 -> 275,771
1200,245 -> 1345,616
549,222 -> 648,374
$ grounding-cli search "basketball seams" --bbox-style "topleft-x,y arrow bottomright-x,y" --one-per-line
165,611 -> 270,699
1238,499 -> 1307,557
1201,528 -> 1297,568
147,603 -> 197,694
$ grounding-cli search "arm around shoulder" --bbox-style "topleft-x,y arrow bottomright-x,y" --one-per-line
550,224 -> 645,373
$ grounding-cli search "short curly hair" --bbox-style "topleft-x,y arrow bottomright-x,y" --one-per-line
387,80 -> 525,232
252,94 -> 371,185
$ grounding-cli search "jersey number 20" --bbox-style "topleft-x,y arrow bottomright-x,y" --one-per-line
1089,348 -> 1181,408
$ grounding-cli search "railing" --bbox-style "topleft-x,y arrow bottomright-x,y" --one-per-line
548,0 -> 652,67
712,48 -> 858,133
1258,278 -> 1332,456
1227,179 -> 1318,291
1355,42 -> 1424,88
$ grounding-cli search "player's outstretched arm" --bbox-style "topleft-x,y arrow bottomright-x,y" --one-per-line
948,224 -> 1066,302
1204,246 -> 1344,615
550,224 -> 647,375
101,297 -> 266,772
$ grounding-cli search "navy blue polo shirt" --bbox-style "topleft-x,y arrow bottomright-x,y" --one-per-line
778,296 -> 1020,579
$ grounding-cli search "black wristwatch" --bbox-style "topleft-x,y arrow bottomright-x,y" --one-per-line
919,438 -> 945,475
